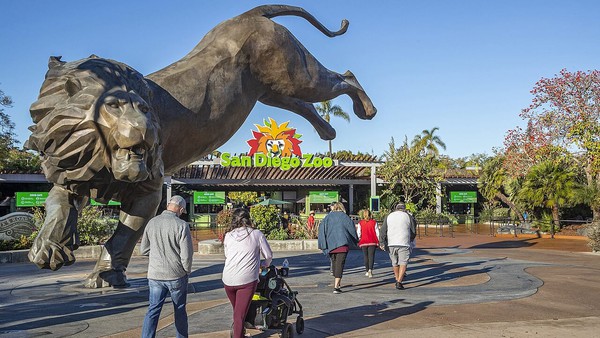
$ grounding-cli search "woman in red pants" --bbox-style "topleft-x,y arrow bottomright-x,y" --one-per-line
222,208 -> 273,338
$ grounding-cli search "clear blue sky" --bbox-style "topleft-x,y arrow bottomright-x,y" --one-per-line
1,0 -> 599,159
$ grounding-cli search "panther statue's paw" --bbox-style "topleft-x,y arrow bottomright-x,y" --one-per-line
28,239 -> 76,271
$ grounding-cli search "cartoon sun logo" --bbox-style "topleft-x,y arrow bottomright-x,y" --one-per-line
247,118 -> 302,157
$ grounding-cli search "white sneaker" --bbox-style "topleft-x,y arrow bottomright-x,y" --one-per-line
365,271 -> 369,276
367,270 -> 373,278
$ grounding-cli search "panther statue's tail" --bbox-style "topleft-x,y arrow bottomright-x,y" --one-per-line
248,4 -> 349,37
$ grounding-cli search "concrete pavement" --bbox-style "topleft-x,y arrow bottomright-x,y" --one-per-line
1,234 -> 599,338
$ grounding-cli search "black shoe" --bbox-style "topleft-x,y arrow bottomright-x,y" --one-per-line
333,288 -> 342,294
395,282 -> 404,290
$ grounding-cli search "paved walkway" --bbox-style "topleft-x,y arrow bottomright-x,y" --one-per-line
1,234 -> 599,338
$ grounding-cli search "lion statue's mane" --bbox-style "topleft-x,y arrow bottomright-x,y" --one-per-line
26,56 -> 163,201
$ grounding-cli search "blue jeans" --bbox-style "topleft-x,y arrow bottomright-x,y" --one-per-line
142,275 -> 189,338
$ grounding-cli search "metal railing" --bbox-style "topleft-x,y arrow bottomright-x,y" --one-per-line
415,216 -> 454,238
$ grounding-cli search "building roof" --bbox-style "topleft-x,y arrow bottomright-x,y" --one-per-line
173,154 -> 382,187
1,154 -> 480,186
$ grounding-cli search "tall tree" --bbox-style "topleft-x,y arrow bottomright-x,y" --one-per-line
315,100 -> 349,156
506,69 -> 600,220
412,127 -> 446,155
518,159 -> 578,238
478,155 -> 524,221
0,88 -> 18,169
379,137 -> 441,210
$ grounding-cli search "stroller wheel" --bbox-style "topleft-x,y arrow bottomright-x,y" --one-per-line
281,322 -> 294,338
295,316 -> 304,334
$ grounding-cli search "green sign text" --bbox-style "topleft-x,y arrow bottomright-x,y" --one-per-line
194,191 -> 226,205
309,191 -> 339,204
16,192 -> 48,207
450,191 -> 477,203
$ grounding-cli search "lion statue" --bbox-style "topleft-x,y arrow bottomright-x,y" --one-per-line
26,4 -> 376,288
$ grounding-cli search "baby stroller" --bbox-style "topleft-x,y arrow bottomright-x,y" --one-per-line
243,264 -> 304,337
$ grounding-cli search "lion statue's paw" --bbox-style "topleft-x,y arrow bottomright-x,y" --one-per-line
28,239 -> 76,271
83,269 -> 130,289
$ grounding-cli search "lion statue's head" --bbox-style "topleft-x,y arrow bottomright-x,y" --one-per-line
25,56 -> 163,187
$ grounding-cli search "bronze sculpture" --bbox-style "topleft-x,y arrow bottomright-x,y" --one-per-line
25,4 -> 376,288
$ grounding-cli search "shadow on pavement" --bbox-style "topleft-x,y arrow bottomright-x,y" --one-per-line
302,299 -> 435,337
0,280 -> 148,332
469,238 -> 538,249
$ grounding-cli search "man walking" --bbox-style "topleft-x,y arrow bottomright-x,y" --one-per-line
379,202 -> 416,290
141,195 -> 193,338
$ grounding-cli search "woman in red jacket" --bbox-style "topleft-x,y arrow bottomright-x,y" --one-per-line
357,209 -> 379,278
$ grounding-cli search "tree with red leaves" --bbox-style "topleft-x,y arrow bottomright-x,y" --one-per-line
504,69 -> 600,220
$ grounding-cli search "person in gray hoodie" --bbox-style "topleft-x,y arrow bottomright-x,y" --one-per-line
141,195 -> 193,338
222,208 -> 273,338
318,202 -> 359,294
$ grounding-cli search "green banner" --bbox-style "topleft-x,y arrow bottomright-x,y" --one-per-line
16,192 -> 48,207
450,191 -> 477,203
90,199 -> 121,206
309,191 -> 338,204
194,191 -> 226,205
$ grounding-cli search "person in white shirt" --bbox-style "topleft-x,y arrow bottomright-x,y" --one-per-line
379,202 -> 416,290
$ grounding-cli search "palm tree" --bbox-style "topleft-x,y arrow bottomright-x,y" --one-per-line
478,155 -> 525,222
412,127 -> 446,155
518,160 -> 578,239
315,100 -> 349,156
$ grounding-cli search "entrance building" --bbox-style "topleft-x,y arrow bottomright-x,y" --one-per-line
168,154 -> 383,216
1,156 -> 481,217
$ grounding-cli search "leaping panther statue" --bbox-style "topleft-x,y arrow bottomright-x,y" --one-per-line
25,4 -> 376,288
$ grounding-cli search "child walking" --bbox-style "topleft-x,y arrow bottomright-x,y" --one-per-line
357,209 -> 379,278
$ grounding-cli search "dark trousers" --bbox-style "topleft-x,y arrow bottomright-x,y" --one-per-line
329,252 -> 348,278
362,245 -> 377,271
224,280 -> 258,338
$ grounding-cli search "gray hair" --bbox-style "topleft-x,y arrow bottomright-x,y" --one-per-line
395,202 -> 406,211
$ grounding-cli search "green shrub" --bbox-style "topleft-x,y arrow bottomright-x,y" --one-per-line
227,191 -> 260,206
216,209 -> 233,227
267,227 -> 289,240
448,213 -> 460,224
478,204 -> 495,223
492,208 -> 510,219
0,238 -> 22,251
291,217 -> 317,240
415,208 -> 437,223
532,212 -> 559,233
76,206 -> 117,245
373,208 -> 390,223
414,209 -> 456,225
250,205 -> 280,237
1,206 -> 116,251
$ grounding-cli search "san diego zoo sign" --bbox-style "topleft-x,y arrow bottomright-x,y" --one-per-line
219,118 -> 334,171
